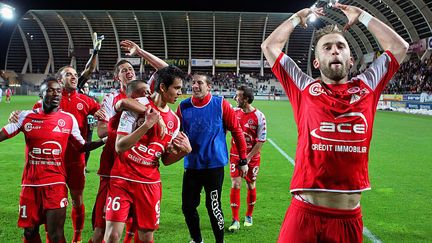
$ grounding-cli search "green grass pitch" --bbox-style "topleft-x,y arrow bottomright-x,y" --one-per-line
0,96 -> 431,242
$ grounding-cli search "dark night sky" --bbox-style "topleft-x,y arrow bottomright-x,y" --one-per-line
0,0 -> 318,69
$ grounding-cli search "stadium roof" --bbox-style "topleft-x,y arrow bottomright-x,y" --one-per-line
3,0 -> 432,76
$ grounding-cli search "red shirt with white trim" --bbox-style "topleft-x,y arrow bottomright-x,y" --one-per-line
112,97 -> 180,183
272,50 -> 400,193
97,90 -> 127,176
230,108 -> 267,160
2,108 -> 85,186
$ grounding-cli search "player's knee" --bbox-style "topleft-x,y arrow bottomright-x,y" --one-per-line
23,227 -> 38,240
105,230 -> 122,242
138,229 -> 154,242
92,228 -> 105,243
47,226 -> 64,243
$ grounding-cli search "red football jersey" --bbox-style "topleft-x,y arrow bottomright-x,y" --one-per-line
230,108 -> 267,160
33,90 -> 100,164
112,97 -> 180,183
2,109 -> 85,186
97,90 -> 127,176
272,50 -> 400,193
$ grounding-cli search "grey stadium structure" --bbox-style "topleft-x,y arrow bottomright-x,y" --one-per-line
3,0 -> 432,84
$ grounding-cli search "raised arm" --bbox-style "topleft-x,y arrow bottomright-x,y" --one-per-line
120,40 -> 168,70
261,8 -> 324,67
78,32 -> 104,90
335,3 -> 409,64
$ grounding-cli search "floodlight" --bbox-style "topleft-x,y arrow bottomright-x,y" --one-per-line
309,14 -> 317,22
0,2 -> 15,20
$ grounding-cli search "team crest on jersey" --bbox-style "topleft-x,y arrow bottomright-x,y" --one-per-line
77,103 -> 84,110
60,198 -> 68,208
347,86 -> 361,94
248,119 -> 254,125
58,119 -> 65,127
167,121 -> 174,129
309,83 -> 326,96
24,123 -> 33,132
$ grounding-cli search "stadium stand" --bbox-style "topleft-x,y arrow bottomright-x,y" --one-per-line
2,0 -> 432,100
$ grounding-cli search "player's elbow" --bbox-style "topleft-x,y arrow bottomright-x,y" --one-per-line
115,142 -> 127,153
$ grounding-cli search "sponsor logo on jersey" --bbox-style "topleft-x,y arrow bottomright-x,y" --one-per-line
30,141 -> 62,160
310,112 -> 368,143
350,94 -> 361,104
309,83 -> 326,96
131,142 -> 165,160
58,119 -> 65,127
77,103 -> 84,110
24,122 -> 41,132
24,123 -> 33,132
31,119 -> 43,124
52,126 -> 61,133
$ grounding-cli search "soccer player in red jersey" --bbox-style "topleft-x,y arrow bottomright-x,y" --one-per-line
55,66 -> 101,243
262,3 -> 408,243
0,77 -> 105,243
91,41 -> 168,243
103,65 -> 191,243
228,85 -> 267,232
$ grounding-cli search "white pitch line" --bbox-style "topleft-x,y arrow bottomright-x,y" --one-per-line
363,227 -> 382,243
268,138 -> 382,243
267,138 -> 295,166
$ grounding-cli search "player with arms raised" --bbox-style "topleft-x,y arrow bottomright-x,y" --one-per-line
261,3 -> 408,242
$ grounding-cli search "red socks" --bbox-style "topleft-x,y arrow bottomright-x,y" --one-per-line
230,188 -> 241,221
246,188 -> 256,217
72,204 -> 85,242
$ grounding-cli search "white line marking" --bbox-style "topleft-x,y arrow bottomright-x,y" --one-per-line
268,138 -> 382,243
267,138 -> 295,166
363,227 -> 382,243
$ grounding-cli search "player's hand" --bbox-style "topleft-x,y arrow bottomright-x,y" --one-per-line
94,109 -> 107,121
120,40 -> 140,56
296,7 -> 325,28
334,3 -> 363,31
157,118 -> 167,139
238,158 -> 248,177
172,132 -> 192,153
8,110 -> 21,123
143,107 -> 161,129
93,32 -> 104,51
239,164 -> 249,177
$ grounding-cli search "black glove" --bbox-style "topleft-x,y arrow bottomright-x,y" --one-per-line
238,158 -> 247,166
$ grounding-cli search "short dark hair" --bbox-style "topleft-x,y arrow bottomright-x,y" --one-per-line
193,72 -> 213,86
114,59 -> 133,77
237,85 -> 254,104
126,79 -> 147,96
56,65 -> 75,80
153,65 -> 186,92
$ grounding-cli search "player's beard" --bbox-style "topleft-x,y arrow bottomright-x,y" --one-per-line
321,60 -> 350,82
